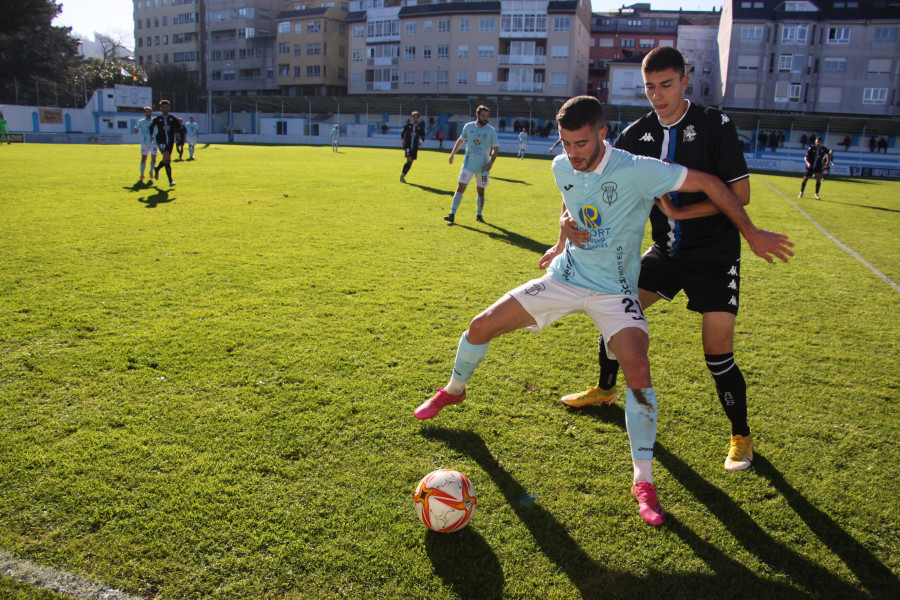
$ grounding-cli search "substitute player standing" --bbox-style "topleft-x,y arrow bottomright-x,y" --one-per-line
400,111 -> 425,182
517,127 -> 528,159
331,124 -> 340,152
184,116 -> 200,160
555,47 -> 794,472
133,106 -> 157,182
798,137 -> 830,199
150,100 -> 179,186
444,105 -> 499,224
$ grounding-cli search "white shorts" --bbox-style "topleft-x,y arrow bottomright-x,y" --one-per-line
458,168 -> 490,188
140,143 -> 158,157
186,137 -> 198,146
508,274 -> 648,360
519,144 -> 527,151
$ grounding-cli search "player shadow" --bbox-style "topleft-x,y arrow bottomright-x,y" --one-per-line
810,197 -> 900,213
473,222 -> 550,255
489,176 -> 531,186
122,181 -> 152,192
421,426 -> 808,599
137,187 -> 174,208
424,527 -> 504,600
402,182 -> 455,196
576,403 -> 886,599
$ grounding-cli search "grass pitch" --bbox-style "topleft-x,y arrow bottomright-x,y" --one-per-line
1,144 -> 898,600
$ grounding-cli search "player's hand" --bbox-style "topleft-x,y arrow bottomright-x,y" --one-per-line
539,246 -> 562,270
746,228 -> 794,263
448,155 -> 455,165
653,194 -> 683,219
561,216 -> 589,248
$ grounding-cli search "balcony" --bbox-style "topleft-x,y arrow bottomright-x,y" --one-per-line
367,57 -> 399,66
498,81 -> 544,92
498,54 -> 546,66
367,81 -> 399,91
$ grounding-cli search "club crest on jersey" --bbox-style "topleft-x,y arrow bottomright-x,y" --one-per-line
601,182 -> 618,206
523,282 -> 546,295
683,125 -> 697,142
639,132 -> 654,142
580,205 -> 601,228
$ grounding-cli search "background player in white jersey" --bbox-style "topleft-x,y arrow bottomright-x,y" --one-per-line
133,106 -> 157,182
184,116 -> 200,160
556,47 -> 794,473
331,124 -> 340,152
517,128 -> 528,159
444,105 -> 499,224
415,96 -> 791,526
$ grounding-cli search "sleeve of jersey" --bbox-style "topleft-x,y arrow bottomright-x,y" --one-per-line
715,113 -> 749,184
632,155 -> 687,200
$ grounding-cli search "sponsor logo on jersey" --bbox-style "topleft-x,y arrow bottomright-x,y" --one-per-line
473,138 -> 481,146
639,132 -> 655,142
601,181 -> 618,205
580,205 -> 601,229
564,184 -> 574,190
523,282 -> 546,295
721,113 -> 730,125
683,125 -> 697,142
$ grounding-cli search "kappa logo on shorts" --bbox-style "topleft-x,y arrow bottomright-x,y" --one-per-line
523,282 -> 546,295
601,182 -> 618,205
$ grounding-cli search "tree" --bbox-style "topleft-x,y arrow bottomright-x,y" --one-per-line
0,0 -> 81,104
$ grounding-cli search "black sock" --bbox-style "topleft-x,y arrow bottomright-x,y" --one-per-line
815,181 -> 820,193
402,162 -> 412,175
597,336 -> 619,389
800,180 -> 806,192
705,353 -> 750,437
165,162 -> 172,180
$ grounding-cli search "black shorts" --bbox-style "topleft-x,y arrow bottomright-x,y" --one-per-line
804,167 -> 823,178
157,141 -> 174,154
638,245 -> 741,315
404,144 -> 419,160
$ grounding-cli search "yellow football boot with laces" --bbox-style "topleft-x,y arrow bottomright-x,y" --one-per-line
560,385 -> 618,407
725,434 -> 754,471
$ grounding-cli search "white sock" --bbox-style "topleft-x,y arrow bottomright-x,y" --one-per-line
633,459 -> 653,485
445,378 -> 466,395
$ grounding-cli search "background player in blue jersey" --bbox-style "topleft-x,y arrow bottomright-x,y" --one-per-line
149,100 -> 179,187
799,137 -> 831,199
444,105 -> 499,224
415,96 -> 791,526
400,111 -> 426,182
133,106 -> 157,182
331,124 -> 340,152
517,128 -> 528,159
557,47 -> 793,473
184,116 -> 200,160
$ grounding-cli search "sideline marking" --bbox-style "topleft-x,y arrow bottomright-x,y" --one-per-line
0,549 -> 140,600
757,177 -> 900,294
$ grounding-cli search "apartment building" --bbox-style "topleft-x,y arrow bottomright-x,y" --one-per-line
208,0 -> 281,94
133,0 -> 203,82
718,0 -> 900,115
275,2 -> 351,96
345,0 -> 592,99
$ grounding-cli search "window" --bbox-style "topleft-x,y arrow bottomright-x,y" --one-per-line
789,84 -> 801,102
424,20 -> 432,34
278,42 -> 290,55
295,23 -> 303,34
307,21 -> 321,33
551,45 -> 569,59
278,63 -> 290,76
423,45 -> 431,59
500,13 -> 547,34
479,18 -> 495,32
863,88 -> 887,104
278,21 -> 290,34
478,45 -> 494,59
405,22 -> 415,36
737,55 -> 760,71
640,39 -> 654,48
822,57 -> 846,73
422,71 -> 430,85
867,58 -> 891,75
294,66 -> 302,78
438,19 -> 450,33
457,70 -> 468,85
352,49 -> 362,62
621,39 -> 635,48
458,44 -> 468,59
459,18 -> 469,32
162,35 -> 168,45
778,53 -> 793,71
307,65 -> 321,77
781,24 -> 809,45
368,18 -> 399,38
550,72 -> 568,88
741,25 -> 764,42
404,46 -> 415,60
437,45 -> 449,59
351,72 -> 363,85
477,71 -> 493,85
553,17 -> 571,32
353,25 -> 364,38
874,27 -> 898,44
827,27 -> 850,44
404,71 -> 415,85
627,19 -> 642,27
294,44 -> 302,56
307,43 -> 322,55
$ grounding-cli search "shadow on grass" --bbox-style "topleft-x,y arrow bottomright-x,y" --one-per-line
448,221 -> 550,256
403,181 -> 455,196
425,527 -> 504,600
490,176 -> 531,185
422,426 -> 810,599
806,196 -> 900,213
577,403 -> 885,599
137,186 -> 174,208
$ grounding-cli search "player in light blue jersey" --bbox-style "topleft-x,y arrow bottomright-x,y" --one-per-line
517,128 -> 528,159
444,105 -> 499,224
133,106 -> 157,182
184,116 -> 200,160
415,96 -> 792,527
331,124 -> 340,152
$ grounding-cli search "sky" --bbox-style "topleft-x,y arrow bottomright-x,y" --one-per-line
52,0 -> 725,51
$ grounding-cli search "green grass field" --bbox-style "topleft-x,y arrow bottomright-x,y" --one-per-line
1,143 -> 898,600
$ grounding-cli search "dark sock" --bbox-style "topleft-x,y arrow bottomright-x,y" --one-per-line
402,162 -> 411,175
597,336 -> 620,389
705,353 -> 750,437
800,180 -> 806,192
815,181 -> 820,193
165,163 -> 172,180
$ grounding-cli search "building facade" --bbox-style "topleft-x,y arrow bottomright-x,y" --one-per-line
718,0 -> 900,115
133,0 -> 203,83
276,3 -> 350,96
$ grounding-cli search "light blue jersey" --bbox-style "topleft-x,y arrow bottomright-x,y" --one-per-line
459,121 -> 499,174
548,141 -> 687,295
518,131 -> 528,145
185,121 -> 200,137
135,118 -> 153,145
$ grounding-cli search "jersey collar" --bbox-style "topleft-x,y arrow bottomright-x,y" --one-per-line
657,99 -> 691,129
574,140 -> 613,175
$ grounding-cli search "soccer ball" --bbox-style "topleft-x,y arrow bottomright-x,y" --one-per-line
414,469 -> 477,533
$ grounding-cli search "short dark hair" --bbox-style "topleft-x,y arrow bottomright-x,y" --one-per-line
556,96 -> 605,131
476,105 -> 489,115
642,46 -> 686,78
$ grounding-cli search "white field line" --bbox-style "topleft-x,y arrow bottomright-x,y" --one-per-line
0,549 -> 140,600
757,176 -> 900,294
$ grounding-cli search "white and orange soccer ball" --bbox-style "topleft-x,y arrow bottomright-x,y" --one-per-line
414,469 -> 477,533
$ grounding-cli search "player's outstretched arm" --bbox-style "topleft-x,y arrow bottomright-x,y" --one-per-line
448,138 -> 464,164
678,169 -> 794,263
